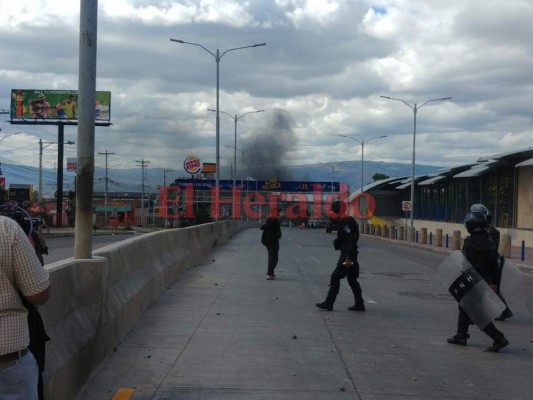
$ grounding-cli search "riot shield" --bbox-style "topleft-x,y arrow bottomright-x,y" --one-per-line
437,251 -> 506,330
527,294 -> 533,314
498,257 -> 523,299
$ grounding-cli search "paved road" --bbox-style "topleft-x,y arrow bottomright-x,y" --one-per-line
77,227 -> 533,400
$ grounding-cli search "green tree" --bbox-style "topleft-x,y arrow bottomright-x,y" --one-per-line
372,173 -> 389,182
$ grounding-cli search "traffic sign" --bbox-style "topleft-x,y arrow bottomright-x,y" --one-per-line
402,201 -> 412,212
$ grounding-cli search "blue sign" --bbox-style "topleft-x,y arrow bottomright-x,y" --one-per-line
173,178 -> 341,192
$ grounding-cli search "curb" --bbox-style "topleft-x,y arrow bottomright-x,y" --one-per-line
362,233 -> 533,270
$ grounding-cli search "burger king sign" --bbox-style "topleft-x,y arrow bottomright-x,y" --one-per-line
183,155 -> 203,176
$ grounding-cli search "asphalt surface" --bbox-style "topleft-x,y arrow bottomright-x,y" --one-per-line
75,227 -> 533,400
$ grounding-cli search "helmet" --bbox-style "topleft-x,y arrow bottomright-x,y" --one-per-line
330,200 -> 346,215
464,211 -> 488,234
470,203 -> 492,224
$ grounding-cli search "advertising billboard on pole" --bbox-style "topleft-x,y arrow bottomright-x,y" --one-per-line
10,89 -> 111,122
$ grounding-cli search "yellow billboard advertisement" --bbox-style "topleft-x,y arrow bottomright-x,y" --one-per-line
10,89 -> 111,122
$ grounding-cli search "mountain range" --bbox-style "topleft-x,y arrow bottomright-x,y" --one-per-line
0,160 -> 444,196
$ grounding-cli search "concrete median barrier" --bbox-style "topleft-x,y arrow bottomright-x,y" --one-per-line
39,220 -> 249,400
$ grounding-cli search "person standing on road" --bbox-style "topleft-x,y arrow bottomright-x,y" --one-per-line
447,211 -> 509,352
470,203 -> 513,321
0,216 -> 51,399
316,200 -> 365,312
260,209 -> 282,280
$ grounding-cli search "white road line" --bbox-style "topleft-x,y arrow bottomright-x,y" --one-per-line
310,256 -> 321,264
341,282 -> 376,303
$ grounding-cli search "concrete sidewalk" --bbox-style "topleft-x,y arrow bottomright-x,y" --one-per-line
368,234 -> 533,271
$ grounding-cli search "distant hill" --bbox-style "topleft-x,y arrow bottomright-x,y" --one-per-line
1,160 -> 444,196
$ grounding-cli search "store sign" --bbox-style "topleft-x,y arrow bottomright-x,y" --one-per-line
201,163 -> 216,173
183,155 -> 203,175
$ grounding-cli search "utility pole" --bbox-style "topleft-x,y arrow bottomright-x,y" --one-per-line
136,159 -> 150,226
163,169 -> 173,187
98,150 -> 114,227
163,169 -> 173,227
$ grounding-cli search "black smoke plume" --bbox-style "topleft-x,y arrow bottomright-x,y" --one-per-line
244,109 -> 297,181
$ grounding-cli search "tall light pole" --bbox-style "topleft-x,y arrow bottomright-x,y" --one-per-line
318,162 -> 337,193
98,150 -> 114,227
163,169 -> 173,227
209,109 -> 264,189
223,145 -> 243,187
39,139 -> 75,203
339,135 -> 387,219
170,39 -> 266,220
0,131 -> 21,144
380,95 -> 452,228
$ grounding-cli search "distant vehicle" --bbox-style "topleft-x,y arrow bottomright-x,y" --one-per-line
308,219 -> 327,229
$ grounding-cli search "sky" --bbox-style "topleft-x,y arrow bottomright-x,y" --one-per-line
1,0 -> 532,184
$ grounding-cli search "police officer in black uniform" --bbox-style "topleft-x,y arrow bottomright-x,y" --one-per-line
447,211 -> 508,352
316,200 -> 365,312
260,209 -> 282,280
470,204 -> 513,321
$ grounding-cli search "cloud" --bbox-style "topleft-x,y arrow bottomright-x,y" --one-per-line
1,0 -> 532,189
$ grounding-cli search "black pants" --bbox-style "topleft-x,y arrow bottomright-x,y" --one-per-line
325,253 -> 363,306
266,242 -> 279,276
456,306 -> 503,340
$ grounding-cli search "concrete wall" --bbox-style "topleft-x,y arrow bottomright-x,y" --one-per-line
39,220 -> 248,400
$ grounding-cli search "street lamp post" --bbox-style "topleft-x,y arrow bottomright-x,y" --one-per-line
318,162 -> 337,193
39,139 -> 75,203
162,169 -> 173,227
0,131 -> 21,144
170,39 -> 266,220
380,96 -> 452,228
223,145 -> 244,187
209,109 -> 264,190
339,135 -> 387,219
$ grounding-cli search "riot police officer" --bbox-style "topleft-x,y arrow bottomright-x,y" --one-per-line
316,200 -> 365,312
447,211 -> 509,352
470,204 -> 513,321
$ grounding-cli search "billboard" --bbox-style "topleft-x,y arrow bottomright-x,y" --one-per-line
10,89 -> 111,122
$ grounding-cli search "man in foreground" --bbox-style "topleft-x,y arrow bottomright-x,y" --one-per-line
0,216 -> 50,399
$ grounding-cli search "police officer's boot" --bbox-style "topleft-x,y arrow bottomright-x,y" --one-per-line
495,307 -> 513,321
315,301 -> 333,311
483,323 -> 509,352
447,333 -> 469,346
347,302 -> 365,312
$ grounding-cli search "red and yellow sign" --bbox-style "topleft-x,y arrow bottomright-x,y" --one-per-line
183,155 -> 203,175
201,163 -> 216,173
